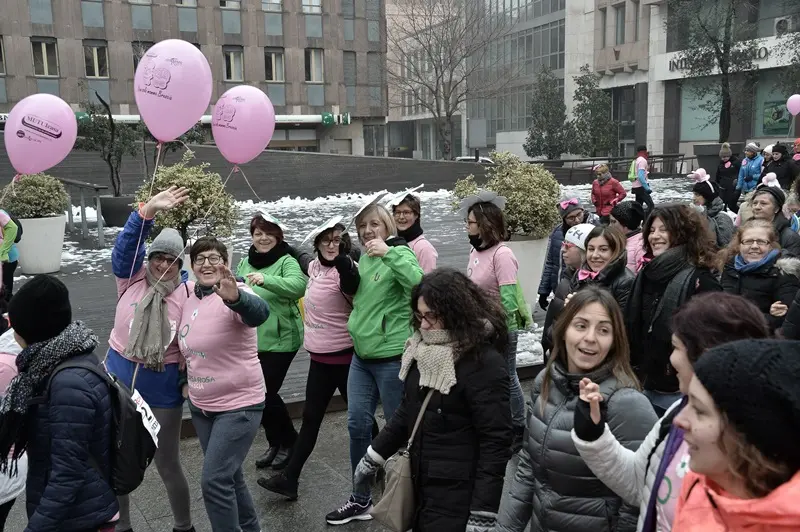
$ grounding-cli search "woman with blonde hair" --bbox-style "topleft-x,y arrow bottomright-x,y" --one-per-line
497,286 -> 657,531
324,200 -> 423,525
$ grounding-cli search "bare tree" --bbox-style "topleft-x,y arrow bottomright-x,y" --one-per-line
386,0 -> 518,159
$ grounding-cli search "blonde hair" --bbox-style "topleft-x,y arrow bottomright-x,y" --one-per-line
719,219 -> 779,269
355,204 -> 396,244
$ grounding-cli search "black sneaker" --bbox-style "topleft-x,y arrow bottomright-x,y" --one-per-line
258,472 -> 298,501
325,496 -> 373,525
255,446 -> 279,469
271,446 -> 293,471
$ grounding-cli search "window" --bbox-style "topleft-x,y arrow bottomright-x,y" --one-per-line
633,0 -> 640,41
84,41 -> 109,78
223,47 -> 243,81
128,0 -> 151,4
304,48 -> 324,82
615,3 -> 626,45
265,48 -> 285,81
262,0 -> 281,11
176,0 -> 197,4
220,0 -> 240,8
0,38 -> 5,75
302,0 -> 321,14
32,38 -> 59,77
132,41 -> 153,74
599,8 -> 607,48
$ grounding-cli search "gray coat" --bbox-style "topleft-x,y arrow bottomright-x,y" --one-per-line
705,196 -> 735,248
496,361 -> 657,532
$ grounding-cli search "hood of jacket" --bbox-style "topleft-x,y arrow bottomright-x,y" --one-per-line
776,257 -> 800,278
705,196 -> 727,218
0,328 -> 21,356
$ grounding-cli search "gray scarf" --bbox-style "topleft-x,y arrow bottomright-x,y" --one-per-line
399,329 -> 458,394
125,268 -> 182,371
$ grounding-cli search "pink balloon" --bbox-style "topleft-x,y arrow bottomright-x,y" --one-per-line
787,94 -> 800,117
134,39 -> 212,142
3,94 -> 78,175
211,86 -> 276,165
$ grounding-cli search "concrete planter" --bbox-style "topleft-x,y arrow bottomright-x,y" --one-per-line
99,195 -> 136,227
17,215 -> 66,274
506,236 -> 549,311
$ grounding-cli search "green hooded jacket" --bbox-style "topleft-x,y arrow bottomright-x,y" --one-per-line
347,243 -> 423,360
236,254 -> 307,353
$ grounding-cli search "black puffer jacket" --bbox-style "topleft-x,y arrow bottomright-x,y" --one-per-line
371,344 -> 512,531
542,257 -> 634,352
721,256 -> 800,331
496,362 -> 657,532
715,155 -> 742,189
762,145 -> 799,189
774,214 -> 800,257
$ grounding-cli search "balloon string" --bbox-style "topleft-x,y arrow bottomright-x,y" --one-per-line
235,166 -> 263,203
128,142 -> 164,282
0,176 -> 20,207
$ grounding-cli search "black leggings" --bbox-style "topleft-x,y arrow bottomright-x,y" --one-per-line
259,350 -> 299,448
0,498 -> 15,531
284,359 -> 378,480
2,261 -> 16,301
633,187 -> 654,213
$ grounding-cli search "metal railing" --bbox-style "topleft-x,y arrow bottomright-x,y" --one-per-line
58,178 -> 108,248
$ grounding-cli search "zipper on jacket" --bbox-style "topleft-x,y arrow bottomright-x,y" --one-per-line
647,296 -> 661,334
538,394 -> 569,530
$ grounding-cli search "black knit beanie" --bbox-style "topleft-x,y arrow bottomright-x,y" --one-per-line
694,339 -> 800,471
692,180 -> 718,204
8,275 -> 72,345
610,201 -> 645,231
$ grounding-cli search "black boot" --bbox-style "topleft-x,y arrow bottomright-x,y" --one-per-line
271,446 -> 293,470
257,471 -> 299,501
255,446 -> 280,469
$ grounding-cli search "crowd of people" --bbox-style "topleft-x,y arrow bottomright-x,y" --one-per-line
0,142 -> 799,532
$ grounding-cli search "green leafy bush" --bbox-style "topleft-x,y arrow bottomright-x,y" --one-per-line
134,150 -> 238,242
452,151 -> 560,240
0,173 -> 70,218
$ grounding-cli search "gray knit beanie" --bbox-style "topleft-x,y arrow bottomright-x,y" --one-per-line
148,228 -> 185,266
719,142 -> 732,158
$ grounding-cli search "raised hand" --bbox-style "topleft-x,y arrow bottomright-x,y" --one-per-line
365,238 -> 389,258
579,377 -> 603,425
213,264 -> 240,303
143,186 -> 190,218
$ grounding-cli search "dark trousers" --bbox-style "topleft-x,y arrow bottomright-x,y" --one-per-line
2,260 -> 16,301
284,359 -> 379,480
0,498 -> 15,531
258,350 -> 299,448
633,187 -> 654,213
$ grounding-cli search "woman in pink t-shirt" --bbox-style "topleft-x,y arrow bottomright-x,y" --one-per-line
180,237 -> 269,532
390,194 -> 438,273
462,192 -> 527,449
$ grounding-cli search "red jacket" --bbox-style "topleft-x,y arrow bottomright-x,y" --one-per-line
591,177 -> 627,216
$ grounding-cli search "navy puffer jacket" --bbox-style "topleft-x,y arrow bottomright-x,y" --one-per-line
24,352 -> 118,532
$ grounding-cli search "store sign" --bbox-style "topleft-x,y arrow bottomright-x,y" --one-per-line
669,46 -> 770,72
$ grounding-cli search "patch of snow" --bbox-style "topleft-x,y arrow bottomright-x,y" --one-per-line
517,325 -> 544,368
66,206 -> 99,222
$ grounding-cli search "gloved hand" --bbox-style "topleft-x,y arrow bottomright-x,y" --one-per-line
353,446 -> 384,488
538,294 -> 549,310
466,510 -> 497,532
333,253 -> 353,273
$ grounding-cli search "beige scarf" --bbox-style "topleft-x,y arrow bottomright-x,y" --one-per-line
399,329 -> 458,395
125,268 -> 182,371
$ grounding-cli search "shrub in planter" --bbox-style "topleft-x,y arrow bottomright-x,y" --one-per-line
133,150 -> 238,243
0,173 -> 71,274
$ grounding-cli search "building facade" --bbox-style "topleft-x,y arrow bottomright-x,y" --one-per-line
0,0 -> 389,154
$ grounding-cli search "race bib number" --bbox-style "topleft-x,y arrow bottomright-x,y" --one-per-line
131,389 -> 161,447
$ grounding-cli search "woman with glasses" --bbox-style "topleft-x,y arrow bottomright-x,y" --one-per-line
390,193 -> 438,273
105,187 -> 196,532
181,237 -> 269,532
236,213 -> 307,472
719,220 -> 800,332
747,183 -> 800,257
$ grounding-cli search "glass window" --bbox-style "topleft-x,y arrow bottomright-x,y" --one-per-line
132,41 -> 153,74
262,0 -> 281,10
368,20 -> 380,41
81,0 -> 105,28
342,0 -> 355,17
220,1 -> 240,8
223,47 -> 243,81
0,38 -> 5,75
302,0 -> 321,14
265,47 -> 285,81
29,0 -> 54,25
32,38 -> 59,77
176,0 -> 197,4
600,8 -> 607,48
129,0 -> 151,4
633,0 -> 640,41
84,41 -> 109,78
304,48 -> 324,82
265,13 -> 283,35
615,3 -> 626,45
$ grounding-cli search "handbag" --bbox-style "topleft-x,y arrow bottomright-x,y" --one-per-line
370,389 -> 435,532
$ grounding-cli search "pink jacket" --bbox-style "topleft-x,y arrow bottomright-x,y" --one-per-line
108,268 -> 193,365
178,283 -> 265,412
303,259 -> 353,355
626,231 -> 645,273
591,178 -> 627,216
0,329 -> 21,394
408,235 -> 438,273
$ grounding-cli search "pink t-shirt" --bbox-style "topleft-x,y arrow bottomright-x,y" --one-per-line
179,283 -> 265,412
108,268 -> 192,366
408,235 -> 438,273
466,244 -> 519,301
656,439 -> 691,531
303,259 -> 353,357
632,156 -> 648,189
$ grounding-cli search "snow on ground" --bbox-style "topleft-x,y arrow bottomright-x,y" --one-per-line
517,324 -> 544,367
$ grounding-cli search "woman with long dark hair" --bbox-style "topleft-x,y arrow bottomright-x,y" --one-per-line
626,204 -> 722,415
572,293 -> 770,532
497,286 -> 657,531
350,268 -> 512,531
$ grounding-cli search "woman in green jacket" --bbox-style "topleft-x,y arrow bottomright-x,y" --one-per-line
325,201 -> 424,526
237,213 -> 307,471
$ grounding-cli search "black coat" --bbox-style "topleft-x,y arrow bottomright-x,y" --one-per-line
762,158 -> 799,190
715,156 -> 742,189
371,345 -> 512,531
781,285 -> 800,340
775,215 -> 800,258
721,256 -> 800,331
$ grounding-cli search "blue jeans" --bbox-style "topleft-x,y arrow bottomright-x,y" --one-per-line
347,355 -> 403,499
643,389 -> 683,417
507,331 -> 526,429
190,404 -> 263,532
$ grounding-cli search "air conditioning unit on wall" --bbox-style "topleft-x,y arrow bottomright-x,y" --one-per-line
774,16 -> 798,37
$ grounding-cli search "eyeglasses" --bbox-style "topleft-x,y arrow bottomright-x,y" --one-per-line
193,254 -> 223,266
320,237 -> 342,247
150,253 -> 177,265
414,311 -> 438,325
562,242 -> 576,250
464,219 -> 478,226
394,210 -> 414,218
565,212 -> 584,222
741,239 -> 771,247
